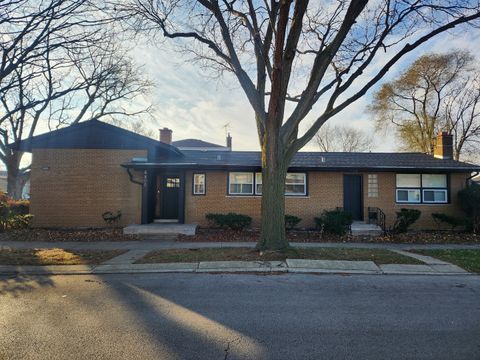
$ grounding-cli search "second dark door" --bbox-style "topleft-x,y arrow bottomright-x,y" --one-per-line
343,175 -> 363,221
161,176 -> 180,219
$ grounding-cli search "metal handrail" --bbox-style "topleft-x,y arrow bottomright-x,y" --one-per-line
367,207 -> 386,234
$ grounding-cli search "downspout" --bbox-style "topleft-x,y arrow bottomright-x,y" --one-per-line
124,167 -> 149,224
466,171 -> 479,186
126,168 -> 144,185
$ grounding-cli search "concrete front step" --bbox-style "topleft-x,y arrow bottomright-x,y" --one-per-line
351,221 -> 383,236
123,223 -> 197,237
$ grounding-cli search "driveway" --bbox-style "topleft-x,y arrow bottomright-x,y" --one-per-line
1,273 -> 479,360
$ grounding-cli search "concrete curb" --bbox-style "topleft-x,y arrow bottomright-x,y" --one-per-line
0,259 -> 475,276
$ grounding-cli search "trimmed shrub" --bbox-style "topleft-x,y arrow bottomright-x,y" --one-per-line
285,215 -> 301,230
0,194 -> 32,232
315,210 -> 353,235
392,209 -> 421,233
206,213 -> 252,230
431,213 -> 463,230
458,184 -> 480,233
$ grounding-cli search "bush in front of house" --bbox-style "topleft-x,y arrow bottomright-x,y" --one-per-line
314,210 -> 353,235
102,210 -> 122,227
431,213 -> 463,231
206,213 -> 252,230
392,208 -> 421,233
285,215 -> 301,230
458,183 -> 480,233
0,193 -> 32,232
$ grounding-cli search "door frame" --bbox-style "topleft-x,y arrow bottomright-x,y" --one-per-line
343,174 -> 364,221
145,170 -> 185,224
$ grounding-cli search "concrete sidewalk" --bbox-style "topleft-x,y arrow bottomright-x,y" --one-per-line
1,240 -> 479,251
0,258 -> 472,276
0,240 -> 477,276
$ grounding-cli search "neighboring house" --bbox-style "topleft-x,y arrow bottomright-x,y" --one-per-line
0,170 -> 30,199
0,171 -> 7,194
12,119 -> 480,229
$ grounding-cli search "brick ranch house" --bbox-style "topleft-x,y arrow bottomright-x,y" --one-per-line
13,119 -> 480,230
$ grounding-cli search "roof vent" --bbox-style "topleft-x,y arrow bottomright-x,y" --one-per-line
216,155 -> 222,161
321,156 -> 326,163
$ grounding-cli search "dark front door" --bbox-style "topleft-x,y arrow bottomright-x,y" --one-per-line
343,175 -> 363,221
161,176 -> 180,219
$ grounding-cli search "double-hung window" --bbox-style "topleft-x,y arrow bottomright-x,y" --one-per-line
396,174 -> 447,204
285,173 -> 307,195
193,173 -> 205,195
229,172 -> 306,196
229,172 -> 254,195
422,174 -> 448,203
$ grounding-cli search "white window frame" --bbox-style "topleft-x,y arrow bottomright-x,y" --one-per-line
396,189 -> 421,203
228,172 -> 254,195
395,174 -> 448,204
231,172 -> 307,196
285,173 -> 307,196
422,189 -> 448,204
193,173 -> 205,195
255,172 -> 262,195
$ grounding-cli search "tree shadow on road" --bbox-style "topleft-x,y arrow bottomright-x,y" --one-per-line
0,273 -> 55,297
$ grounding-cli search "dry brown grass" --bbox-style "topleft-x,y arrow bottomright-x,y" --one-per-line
0,248 -> 126,265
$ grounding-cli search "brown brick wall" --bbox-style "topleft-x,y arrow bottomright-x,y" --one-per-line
185,170 -> 468,229
30,148 -> 145,228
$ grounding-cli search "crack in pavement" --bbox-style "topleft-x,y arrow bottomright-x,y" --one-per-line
224,337 -> 241,360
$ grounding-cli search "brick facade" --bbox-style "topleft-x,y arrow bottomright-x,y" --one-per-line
185,170 -> 469,230
30,149 -> 145,228
29,147 -> 469,230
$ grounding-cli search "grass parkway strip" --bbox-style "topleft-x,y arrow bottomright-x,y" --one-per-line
135,247 -> 423,265
411,249 -> 480,273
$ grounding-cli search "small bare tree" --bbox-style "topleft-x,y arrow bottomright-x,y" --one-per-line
315,124 -> 373,152
121,0 -> 480,250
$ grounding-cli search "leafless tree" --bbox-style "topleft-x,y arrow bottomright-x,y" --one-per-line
315,124 -> 373,152
445,73 -> 480,162
0,1 -> 153,198
370,51 -> 479,160
120,0 -> 480,250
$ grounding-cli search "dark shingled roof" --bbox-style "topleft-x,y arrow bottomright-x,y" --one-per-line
123,150 -> 480,172
11,119 -> 182,156
172,139 -> 225,148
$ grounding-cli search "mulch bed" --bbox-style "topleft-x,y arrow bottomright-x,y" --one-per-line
0,228 -> 141,242
178,228 -> 480,244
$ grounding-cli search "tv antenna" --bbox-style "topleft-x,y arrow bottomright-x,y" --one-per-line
223,123 -> 231,137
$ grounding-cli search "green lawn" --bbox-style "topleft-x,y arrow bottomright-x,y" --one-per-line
412,249 -> 480,273
0,248 -> 126,265
136,247 -> 422,265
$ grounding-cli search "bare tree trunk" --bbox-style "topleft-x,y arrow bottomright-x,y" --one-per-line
5,151 -> 27,199
257,129 -> 289,250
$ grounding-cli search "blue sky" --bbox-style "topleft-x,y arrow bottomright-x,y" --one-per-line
129,25 -> 479,152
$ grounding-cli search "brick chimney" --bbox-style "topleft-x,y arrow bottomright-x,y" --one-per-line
433,132 -> 453,160
159,127 -> 172,145
226,132 -> 232,150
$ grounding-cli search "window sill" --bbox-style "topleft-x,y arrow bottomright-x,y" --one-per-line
225,195 -> 310,198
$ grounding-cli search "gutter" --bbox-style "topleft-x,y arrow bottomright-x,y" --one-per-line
466,171 -> 480,186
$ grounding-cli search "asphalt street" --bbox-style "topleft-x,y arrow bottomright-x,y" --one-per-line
1,273 -> 479,360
